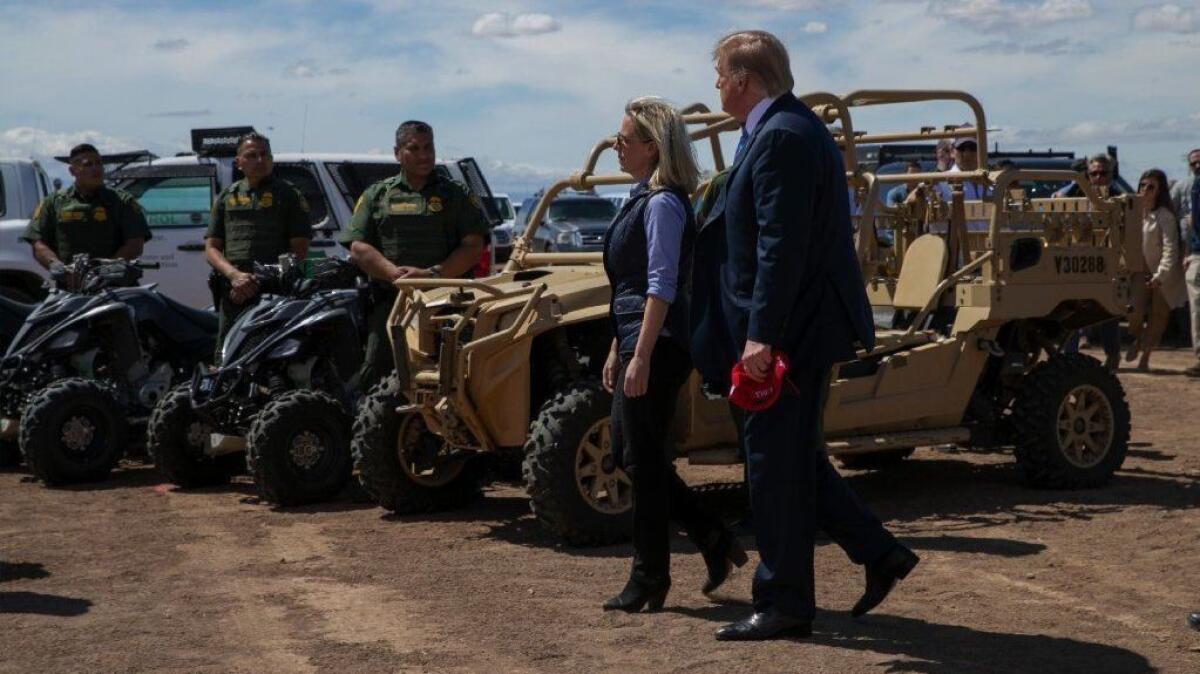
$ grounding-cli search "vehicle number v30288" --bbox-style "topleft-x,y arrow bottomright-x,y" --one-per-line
1053,255 -> 1106,274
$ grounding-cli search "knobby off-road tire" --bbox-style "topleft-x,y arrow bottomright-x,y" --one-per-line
247,390 -> 353,506
352,374 -> 481,513
1012,353 -> 1130,488
147,384 -> 238,488
837,448 -> 915,471
522,379 -> 631,546
19,378 -> 126,485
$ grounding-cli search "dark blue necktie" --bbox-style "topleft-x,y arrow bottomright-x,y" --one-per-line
734,128 -> 749,161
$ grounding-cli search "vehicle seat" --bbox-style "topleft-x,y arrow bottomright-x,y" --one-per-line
870,234 -> 948,353
160,294 -> 219,334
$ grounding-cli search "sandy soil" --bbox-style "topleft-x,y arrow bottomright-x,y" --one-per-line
2,348 -> 1199,673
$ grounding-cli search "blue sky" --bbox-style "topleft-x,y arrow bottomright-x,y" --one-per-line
3,0 -> 1200,195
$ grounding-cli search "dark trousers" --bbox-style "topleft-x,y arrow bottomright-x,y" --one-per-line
214,295 -> 259,365
612,339 -> 722,587
359,289 -> 398,392
742,366 -> 896,620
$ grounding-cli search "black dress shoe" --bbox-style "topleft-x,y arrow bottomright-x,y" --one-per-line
700,529 -> 750,596
602,580 -> 670,613
715,610 -> 812,641
852,544 -> 920,618
1188,612 -> 1200,631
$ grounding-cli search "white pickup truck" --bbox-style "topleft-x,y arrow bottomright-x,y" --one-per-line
0,127 -> 502,308
0,158 -> 54,302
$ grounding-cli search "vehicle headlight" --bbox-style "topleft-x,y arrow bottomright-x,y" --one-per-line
556,229 -> 583,247
46,328 -> 82,354
267,337 -> 303,360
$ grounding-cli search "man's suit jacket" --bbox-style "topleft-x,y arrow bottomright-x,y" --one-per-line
690,92 -> 875,385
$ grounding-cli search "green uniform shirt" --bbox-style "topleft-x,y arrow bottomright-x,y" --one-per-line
21,184 -> 152,260
206,175 -> 312,265
339,169 -> 488,268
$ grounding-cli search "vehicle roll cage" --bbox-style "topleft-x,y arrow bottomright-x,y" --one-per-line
394,89 -> 1113,295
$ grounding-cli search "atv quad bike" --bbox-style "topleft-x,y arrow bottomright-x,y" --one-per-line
0,255 -> 217,484
354,91 -> 1140,545
147,255 -> 368,505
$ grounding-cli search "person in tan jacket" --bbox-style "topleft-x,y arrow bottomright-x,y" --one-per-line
1126,169 -> 1187,371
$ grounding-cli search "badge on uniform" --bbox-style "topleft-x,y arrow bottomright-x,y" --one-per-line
93,207 -> 108,221
237,194 -> 252,207
427,196 -> 443,213
388,195 -> 426,215
60,210 -> 85,222
259,192 -> 274,208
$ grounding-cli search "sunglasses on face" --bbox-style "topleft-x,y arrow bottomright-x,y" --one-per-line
1190,161 -> 1200,169
1088,170 -> 1109,178
614,132 -> 650,148
71,158 -> 102,168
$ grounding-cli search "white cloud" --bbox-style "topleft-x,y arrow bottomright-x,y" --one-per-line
145,110 -> 212,118
1134,4 -> 1197,33
993,112 -> 1200,145
471,12 -> 561,38
932,0 -> 1092,30
151,37 -> 189,52
804,21 -> 828,33
282,60 -> 349,78
735,0 -> 832,8
0,127 -> 146,159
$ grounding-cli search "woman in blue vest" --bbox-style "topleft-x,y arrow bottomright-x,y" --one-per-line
601,97 -> 746,613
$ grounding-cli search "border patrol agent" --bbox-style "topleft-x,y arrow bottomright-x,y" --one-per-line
22,143 -> 151,276
204,132 -> 312,363
341,120 -> 487,390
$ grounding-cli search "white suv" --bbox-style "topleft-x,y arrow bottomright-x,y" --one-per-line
109,127 -> 500,307
0,158 -> 54,302
0,127 -> 501,308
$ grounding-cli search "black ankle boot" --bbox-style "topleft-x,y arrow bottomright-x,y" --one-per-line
602,580 -> 670,613
700,528 -> 749,596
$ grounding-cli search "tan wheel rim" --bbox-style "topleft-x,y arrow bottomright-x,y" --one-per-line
396,414 -> 465,487
573,418 -> 632,515
1056,384 -> 1114,469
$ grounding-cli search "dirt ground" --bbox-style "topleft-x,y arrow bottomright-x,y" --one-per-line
2,348 -> 1199,673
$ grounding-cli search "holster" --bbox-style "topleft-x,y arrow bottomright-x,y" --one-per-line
207,271 -> 230,309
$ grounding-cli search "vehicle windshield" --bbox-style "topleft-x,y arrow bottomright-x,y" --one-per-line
488,196 -> 515,221
121,176 -> 212,227
548,199 -> 617,222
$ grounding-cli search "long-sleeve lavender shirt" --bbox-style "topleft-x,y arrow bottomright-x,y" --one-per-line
640,184 -> 687,304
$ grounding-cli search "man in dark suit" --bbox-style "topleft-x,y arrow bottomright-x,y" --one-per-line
692,30 -> 919,641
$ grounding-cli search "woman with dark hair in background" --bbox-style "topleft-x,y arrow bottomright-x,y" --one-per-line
600,97 -> 745,614
1127,169 -> 1186,371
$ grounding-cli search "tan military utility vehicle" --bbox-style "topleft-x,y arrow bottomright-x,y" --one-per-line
351,91 -> 1141,545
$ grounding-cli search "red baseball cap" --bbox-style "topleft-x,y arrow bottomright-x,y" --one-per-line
728,353 -> 791,412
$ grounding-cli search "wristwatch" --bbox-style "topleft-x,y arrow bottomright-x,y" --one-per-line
428,264 -> 443,278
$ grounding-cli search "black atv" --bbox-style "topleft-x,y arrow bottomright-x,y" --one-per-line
0,295 -> 37,466
0,256 -> 216,483
0,294 -> 36,371
147,256 -> 370,506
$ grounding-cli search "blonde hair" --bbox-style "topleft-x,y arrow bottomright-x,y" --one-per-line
624,96 -> 700,194
712,30 -> 794,98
